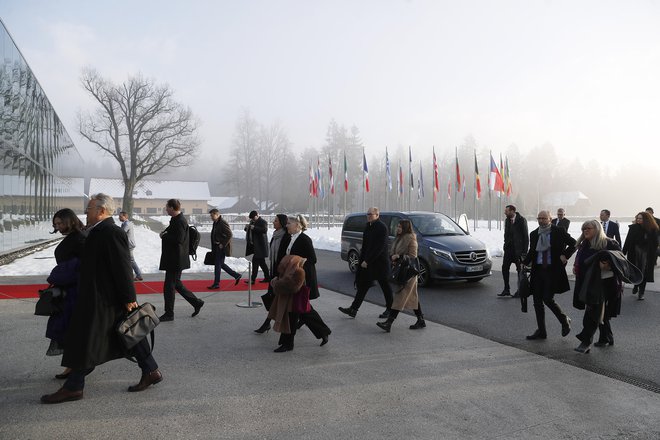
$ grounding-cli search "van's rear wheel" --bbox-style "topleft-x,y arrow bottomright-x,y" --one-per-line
417,259 -> 431,287
348,250 -> 359,273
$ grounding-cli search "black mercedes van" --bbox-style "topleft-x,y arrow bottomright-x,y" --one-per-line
340,211 -> 492,286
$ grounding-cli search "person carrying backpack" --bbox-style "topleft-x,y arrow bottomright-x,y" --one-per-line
158,198 -> 204,321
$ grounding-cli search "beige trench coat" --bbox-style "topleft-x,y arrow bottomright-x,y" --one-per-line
391,233 -> 419,311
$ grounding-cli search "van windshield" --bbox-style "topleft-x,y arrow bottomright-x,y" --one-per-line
408,213 -> 466,236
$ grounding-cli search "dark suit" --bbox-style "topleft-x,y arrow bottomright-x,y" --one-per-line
159,212 -> 201,317
551,217 -> 570,232
350,218 -> 393,311
523,225 -> 576,337
602,220 -> 621,244
276,232 -> 330,349
211,217 -> 240,284
502,212 -> 529,293
245,217 -> 270,282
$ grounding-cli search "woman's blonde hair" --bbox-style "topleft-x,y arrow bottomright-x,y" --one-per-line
288,214 -> 308,231
576,219 -> 608,250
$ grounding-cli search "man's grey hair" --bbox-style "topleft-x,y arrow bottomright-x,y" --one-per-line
90,193 -> 115,215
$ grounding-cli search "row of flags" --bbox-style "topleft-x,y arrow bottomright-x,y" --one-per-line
308,148 -> 513,201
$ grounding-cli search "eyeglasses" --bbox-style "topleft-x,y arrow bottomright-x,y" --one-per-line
537,217 -> 549,220
367,213 -> 376,216
581,227 -> 594,231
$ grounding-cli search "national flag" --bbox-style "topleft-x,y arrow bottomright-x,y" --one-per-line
505,156 -> 512,196
363,151 -> 370,192
408,146 -> 414,189
447,181 -> 451,200
474,151 -> 482,200
343,150 -> 348,192
462,174 -> 466,200
433,147 -> 439,203
330,157 -> 336,195
398,163 -> 404,196
418,161 -> 425,200
455,148 -> 461,191
385,147 -> 392,191
489,152 -> 504,192
317,157 -> 324,199
309,164 -> 315,197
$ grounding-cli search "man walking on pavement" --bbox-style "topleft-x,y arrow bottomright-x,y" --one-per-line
523,210 -> 576,340
338,207 -> 393,319
119,211 -> 143,281
207,208 -> 242,289
552,208 -> 570,232
499,204 -> 529,298
600,209 -> 621,244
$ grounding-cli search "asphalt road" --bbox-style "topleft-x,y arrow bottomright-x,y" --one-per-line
221,235 -> 660,393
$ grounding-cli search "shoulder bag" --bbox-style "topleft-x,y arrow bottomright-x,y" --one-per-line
35,286 -> 66,316
116,302 -> 159,350
390,256 -> 420,285
203,251 -> 215,266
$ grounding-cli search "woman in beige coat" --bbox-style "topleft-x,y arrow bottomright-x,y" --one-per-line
267,255 -> 306,350
377,219 -> 425,332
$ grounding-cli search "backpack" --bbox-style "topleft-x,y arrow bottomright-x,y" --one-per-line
188,225 -> 200,260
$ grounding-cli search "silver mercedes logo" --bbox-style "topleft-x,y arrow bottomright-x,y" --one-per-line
470,252 -> 477,261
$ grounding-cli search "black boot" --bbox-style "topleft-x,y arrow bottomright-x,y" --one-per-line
410,311 -> 426,329
254,318 -> 271,334
377,318 -> 394,333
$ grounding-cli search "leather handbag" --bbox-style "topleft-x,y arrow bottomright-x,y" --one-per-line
116,302 -> 159,350
390,256 -> 420,285
292,285 -> 311,314
35,286 -> 65,316
203,251 -> 214,266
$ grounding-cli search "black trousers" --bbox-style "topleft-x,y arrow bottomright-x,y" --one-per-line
350,278 -> 394,311
502,250 -> 522,291
64,337 -> 158,391
163,270 -> 201,316
579,302 -> 605,344
278,305 -> 331,348
213,247 -> 240,284
251,257 -> 270,282
531,267 -> 568,334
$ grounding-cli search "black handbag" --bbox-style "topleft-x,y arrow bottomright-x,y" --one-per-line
390,256 -> 420,285
116,302 -> 159,350
203,251 -> 215,266
518,268 -> 531,313
35,286 -> 66,316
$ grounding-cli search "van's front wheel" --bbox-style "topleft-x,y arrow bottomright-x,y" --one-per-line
417,259 -> 431,287
348,250 -> 360,273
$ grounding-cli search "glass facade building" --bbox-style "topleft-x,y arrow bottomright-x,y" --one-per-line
0,19 -> 85,253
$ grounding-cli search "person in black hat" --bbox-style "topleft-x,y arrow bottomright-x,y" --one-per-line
244,210 -> 270,284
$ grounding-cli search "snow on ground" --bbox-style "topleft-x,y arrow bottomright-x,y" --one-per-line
0,217 -> 630,277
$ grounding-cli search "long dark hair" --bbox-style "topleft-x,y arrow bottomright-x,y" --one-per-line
398,219 -> 413,235
638,211 -> 659,233
52,208 -> 84,234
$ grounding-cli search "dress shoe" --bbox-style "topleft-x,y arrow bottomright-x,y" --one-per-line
254,319 -> 271,334
526,329 -> 547,340
244,279 -> 256,285
561,317 -> 571,337
574,342 -> 591,354
409,318 -> 426,329
55,370 -> 71,380
234,275 -> 242,286
638,294 -> 645,301
128,369 -> 163,392
377,320 -> 393,332
159,313 -> 174,322
338,306 -> 357,318
320,335 -> 329,346
134,276 -> 144,281
192,300 -> 204,317
594,340 -> 614,347
273,345 -> 293,353
41,387 -> 83,404
497,289 -> 511,297
378,309 -> 391,319
207,284 -> 220,290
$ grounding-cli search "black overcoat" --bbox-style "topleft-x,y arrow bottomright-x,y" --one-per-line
245,217 -> 269,258
504,212 -> 529,257
159,212 -> 191,271
524,225 -> 576,294
211,217 -> 233,256
622,223 -> 657,283
276,232 -> 319,300
359,218 -> 390,281
62,218 -> 136,370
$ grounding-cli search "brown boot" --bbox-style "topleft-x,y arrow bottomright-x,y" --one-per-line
128,369 -> 163,392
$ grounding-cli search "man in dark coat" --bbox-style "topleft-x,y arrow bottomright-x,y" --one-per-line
499,205 -> 529,297
523,210 -> 576,340
207,208 -> 242,289
244,210 -> 270,284
600,209 -> 621,244
159,198 -> 204,321
551,208 -> 570,232
41,193 -> 161,404
338,207 -> 393,318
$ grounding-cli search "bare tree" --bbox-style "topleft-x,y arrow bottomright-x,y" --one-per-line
223,109 -> 260,207
78,68 -> 199,214
259,121 -> 291,210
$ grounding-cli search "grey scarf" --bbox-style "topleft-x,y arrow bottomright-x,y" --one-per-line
536,224 -> 552,252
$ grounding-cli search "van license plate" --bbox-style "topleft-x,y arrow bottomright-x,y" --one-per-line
466,265 -> 483,273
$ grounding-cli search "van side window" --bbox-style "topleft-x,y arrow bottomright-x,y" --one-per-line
344,215 -> 366,233
379,215 -> 391,235
389,217 -> 402,237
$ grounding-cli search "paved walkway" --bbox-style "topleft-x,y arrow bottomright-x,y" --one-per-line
1,285 -> 660,439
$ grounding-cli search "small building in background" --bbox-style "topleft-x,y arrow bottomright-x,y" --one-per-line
542,191 -> 591,216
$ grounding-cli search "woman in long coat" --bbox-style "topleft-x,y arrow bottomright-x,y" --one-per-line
268,255 -> 306,335
376,220 -> 425,332
45,208 -> 86,379
623,211 -> 659,300
271,214 -> 331,352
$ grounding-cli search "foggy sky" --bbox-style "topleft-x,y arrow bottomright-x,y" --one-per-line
3,0 -> 660,172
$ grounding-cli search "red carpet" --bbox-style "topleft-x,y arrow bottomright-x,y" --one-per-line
0,279 -> 268,300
